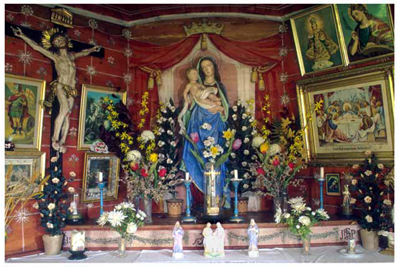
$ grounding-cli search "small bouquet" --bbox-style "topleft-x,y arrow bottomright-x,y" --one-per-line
97,201 -> 146,238
274,197 -> 330,240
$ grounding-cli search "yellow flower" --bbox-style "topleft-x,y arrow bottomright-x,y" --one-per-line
112,120 -> 120,129
281,117 -> 291,128
107,105 -> 114,111
149,153 -> 158,163
223,129 -> 233,140
111,111 -> 118,117
103,96 -> 110,103
210,146 -> 219,156
287,128 -> 295,138
264,95 -> 269,101
260,143 -> 269,154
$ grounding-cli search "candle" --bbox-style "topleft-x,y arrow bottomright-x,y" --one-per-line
320,167 -> 324,179
185,172 -> 189,181
98,172 -> 103,182
348,238 -> 356,254
71,230 -> 85,251
234,170 -> 238,179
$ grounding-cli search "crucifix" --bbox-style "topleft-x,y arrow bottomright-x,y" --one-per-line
204,163 -> 220,216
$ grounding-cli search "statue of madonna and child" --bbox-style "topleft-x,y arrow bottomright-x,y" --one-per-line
178,56 -> 231,216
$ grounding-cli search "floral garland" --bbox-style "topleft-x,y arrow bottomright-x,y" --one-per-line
137,91 -> 149,129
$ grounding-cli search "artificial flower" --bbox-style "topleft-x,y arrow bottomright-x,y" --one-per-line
52,178 -> 60,184
97,213 -> 108,226
299,216 -> 311,226
365,215 -> 373,223
127,150 -> 142,162
364,196 -> 372,204
68,187 -> 75,193
140,130 -> 155,143
149,153 -> 158,163
158,168 -> 167,177
47,203 -> 56,210
252,136 -> 265,148
126,222 -> 138,234
268,144 -> 281,155
130,162 -> 139,171
190,132 -> 200,143
232,139 -> 242,150
260,143 -> 269,154
257,168 -> 266,175
140,169 -> 148,178
107,210 -> 127,227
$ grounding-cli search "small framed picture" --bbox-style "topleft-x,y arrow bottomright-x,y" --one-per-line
82,153 -> 120,203
326,173 -> 341,196
78,84 -> 126,150
5,151 -> 46,197
5,74 -> 46,150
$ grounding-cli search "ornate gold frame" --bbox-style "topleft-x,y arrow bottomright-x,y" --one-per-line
325,173 -> 341,196
297,63 -> 394,165
77,84 -> 127,150
5,74 -> 46,151
333,4 -> 394,66
5,151 -> 46,179
290,4 -> 347,76
82,152 -> 120,203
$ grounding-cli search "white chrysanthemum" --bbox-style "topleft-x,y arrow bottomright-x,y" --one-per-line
299,216 -> 311,226
268,144 -> 281,155
127,150 -> 142,162
115,204 -> 123,210
274,207 -> 282,224
97,212 -> 109,226
48,203 -> 56,210
287,197 -> 304,206
140,130 -> 155,143
201,123 -> 212,130
107,211 -> 127,227
126,222 -> 138,234
138,210 -> 147,218
252,136 -> 265,148
122,202 -> 134,209
316,209 -> 330,219
52,178 -> 60,184
283,213 -> 290,219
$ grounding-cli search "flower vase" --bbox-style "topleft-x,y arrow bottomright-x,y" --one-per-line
144,198 -> 153,224
301,236 -> 311,255
273,196 -> 283,214
116,236 -> 128,258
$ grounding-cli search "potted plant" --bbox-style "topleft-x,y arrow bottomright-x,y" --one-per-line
274,196 -> 330,255
97,201 -> 145,257
349,150 -> 391,251
154,100 -> 184,217
33,156 -> 70,255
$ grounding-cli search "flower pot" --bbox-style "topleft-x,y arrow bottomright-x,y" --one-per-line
43,234 -> 63,255
360,229 -> 379,251
237,197 -> 249,213
166,199 -> 183,217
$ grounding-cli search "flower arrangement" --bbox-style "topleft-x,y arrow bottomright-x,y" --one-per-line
33,157 -> 70,236
90,140 -> 109,153
97,201 -> 145,238
349,150 -> 392,231
226,99 -> 259,194
274,197 -> 330,240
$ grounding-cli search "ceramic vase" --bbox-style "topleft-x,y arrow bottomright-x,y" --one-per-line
43,234 -> 63,255
360,229 -> 379,251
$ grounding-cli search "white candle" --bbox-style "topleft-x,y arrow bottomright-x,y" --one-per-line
348,238 -> 356,254
71,230 -> 85,251
320,167 -> 324,179
98,172 -> 103,182
185,172 -> 189,181
234,170 -> 238,179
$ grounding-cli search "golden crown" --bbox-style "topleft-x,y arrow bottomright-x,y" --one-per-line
184,19 -> 224,36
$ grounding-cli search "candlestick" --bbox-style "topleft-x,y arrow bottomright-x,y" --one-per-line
98,172 -> 103,183
182,179 -> 196,223
98,182 -> 105,216
318,170 -> 325,210
229,178 -> 244,223
234,169 -> 238,179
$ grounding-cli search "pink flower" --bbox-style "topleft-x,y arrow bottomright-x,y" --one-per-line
256,168 -> 265,175
190,132 -> 200,143
140,168 -> 148,178
288,162 -> 295,170
232,139 -> 242,150
158,168 -> 167,177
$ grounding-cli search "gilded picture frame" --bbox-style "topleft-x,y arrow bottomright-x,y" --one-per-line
297,63 -> 394,165
78,84 -> 127,150
82,153 -> 120,203
5,74 -> 46,151
290,5 -> 346,76
334,4 -> 394,66
326,173 -> 341,196
5,151 -> 46,197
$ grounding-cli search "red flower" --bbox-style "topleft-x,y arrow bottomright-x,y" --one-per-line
140,168 -> 148,177
158,168 -> 167,177
256,168 -> 266,176
272,157 -> 280,167
288,162 -> 295,170
130,162 -> 139,171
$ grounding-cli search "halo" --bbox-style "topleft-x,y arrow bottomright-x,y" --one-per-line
41,27 -> 73,50
347,4 -> 368,22
305,14 -> 324,33
190,46 -> 223,71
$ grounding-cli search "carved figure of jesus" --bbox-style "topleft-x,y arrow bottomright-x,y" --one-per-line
11,26 -> 101,153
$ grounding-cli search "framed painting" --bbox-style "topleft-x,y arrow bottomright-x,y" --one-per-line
290,5 -> 346,76
78,84 -> 126,150
5,151 -> 46,197
297,63 -> 394,164
82,153 -> 120,203
5,74 -> 46,150
326,173 -> 341,196
334,4 -> 394,65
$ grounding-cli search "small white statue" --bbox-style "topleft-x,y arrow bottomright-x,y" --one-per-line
172,221 -> 184,259
247,218 -> 259,257
202,222 -> 225,258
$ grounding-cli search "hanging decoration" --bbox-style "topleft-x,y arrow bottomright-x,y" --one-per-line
139,66 -> 162,90
137,91 -> 150,129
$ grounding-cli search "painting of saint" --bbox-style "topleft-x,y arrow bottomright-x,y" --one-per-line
335,4 -> 394,63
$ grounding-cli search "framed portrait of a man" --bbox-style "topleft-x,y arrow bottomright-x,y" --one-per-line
78,84 -> 126,150
5,74 -> 46,151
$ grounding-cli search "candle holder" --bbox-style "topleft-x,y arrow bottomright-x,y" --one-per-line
98,182 -> 105,216
317,176 -> 325,210
68,248 -> 87,260
229,178 -> 244,223
182,179 -> 196,223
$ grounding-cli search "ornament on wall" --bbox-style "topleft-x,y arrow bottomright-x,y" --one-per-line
122,29 -> 131,39
18,50 -> 33,65
124,47 -> 133,58
74,30 -> 81,39
123,73 -> 132,85
51,7 -> 74,28
88,19 -> 98,30
5,63 -> 13,72
107,56 -> 115,66
6,13 -> 15,22
184,18 -> 224,36
21,5 -> 34,16
36,67 -> 48,79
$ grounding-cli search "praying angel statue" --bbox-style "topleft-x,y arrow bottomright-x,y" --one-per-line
11,26 -> 101,153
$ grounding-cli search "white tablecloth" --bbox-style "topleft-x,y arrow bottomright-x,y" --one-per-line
6,245 -> 394,263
